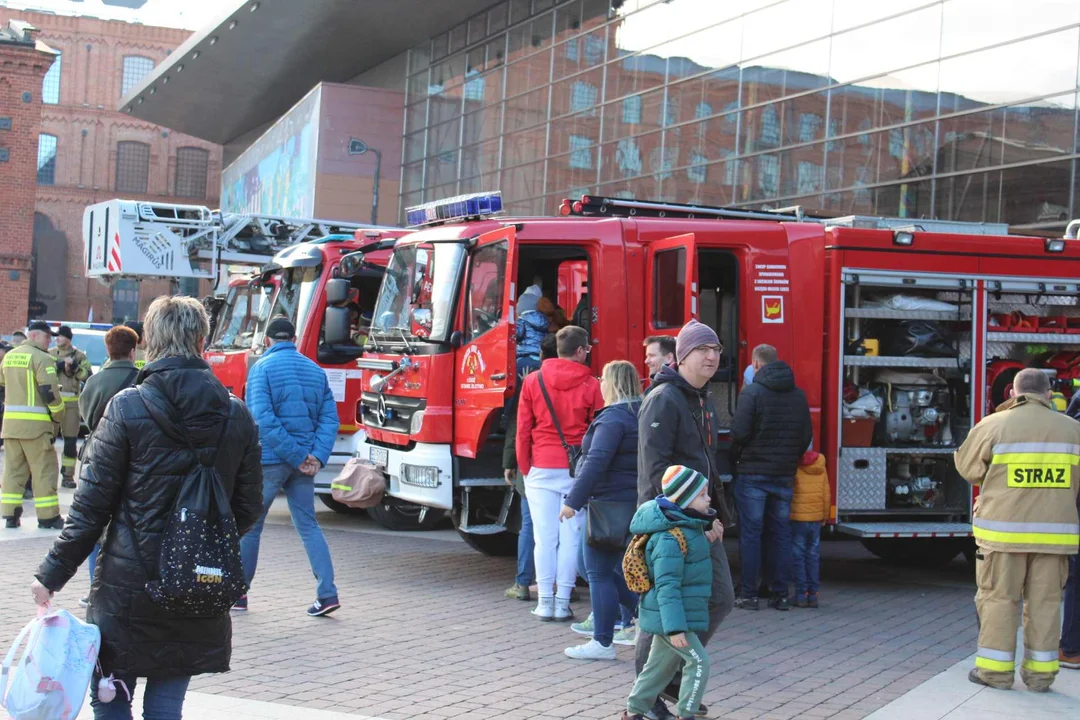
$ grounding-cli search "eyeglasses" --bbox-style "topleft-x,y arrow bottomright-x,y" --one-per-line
694,344 -> 723,357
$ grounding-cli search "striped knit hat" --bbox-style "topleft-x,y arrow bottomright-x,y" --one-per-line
661,465 -> 709,509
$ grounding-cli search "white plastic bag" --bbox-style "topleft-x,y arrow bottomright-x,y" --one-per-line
867,294 -> 958,312
0,606 -> 100,720
843,390 -> 883,419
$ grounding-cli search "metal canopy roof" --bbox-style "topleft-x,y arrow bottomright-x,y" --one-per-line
121,0 -> 493,151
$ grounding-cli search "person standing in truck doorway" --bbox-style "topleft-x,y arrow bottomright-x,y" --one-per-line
49,325 -> 92,489
955,368 -> 1080,692
517,325 -> 604,622
643,336 -> 676,383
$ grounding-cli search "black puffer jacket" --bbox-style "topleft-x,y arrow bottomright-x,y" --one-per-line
36,357 -> 263,678
731,361 -> 812,480
637,366 -> 731,525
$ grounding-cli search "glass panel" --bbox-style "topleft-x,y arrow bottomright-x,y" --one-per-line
554,26 -> 606,80
872,178 -> 933,220
467,241 -> 507,339
553,69 -> 603,116
410,43 -> 431,72
450,23 -> 467,54
509,0 -> 531,23
611,2 -> 681,57
461,138 -> 503,177
554,0 -> 583,44
507,11 -> 555,62
463,102 -> 503,144
938,28 -> 1080,108
468,13 -> 488,46
740,39 -> 830,108
407,71 -> 428,105
503,160 -> 546,203
598,131 -> 659,184
831,0 -> 941,34
547,144 -> 597,193
956,160 -> 1072,228
36,134 -> 57,185
549,111 -> 599,156
654,248 -> 686,329
830,4 -> 941,85
430,52 -> 467,91
42,53 -> 61,104
402,162 -> 425,194
742,0 -> 832,59
489,2 -> 509,33
115,142 -> 150,194
427,118 -> 462,161
429,92 -> 462,125
505,86 -> 550,132
604,50 -> 668,103
121,55 -> 155,98
175,147 -> 208,199
941,0 -> 1080,58
426,152 -> 459,188
486,39 -> 506,70
824,121 -> 935,191
505,50 -> 553,94
404,131 -> 427,164
432,33 -> 448,61
405,101 -> 428,134
463,68 -> 502,107
503,126 -> 548,166
828,67 -> 941,140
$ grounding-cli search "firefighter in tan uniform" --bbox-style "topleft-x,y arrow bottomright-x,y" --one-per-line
0,321 -> 66,529
48,325 -> 91,489
955,368 -> 1080,692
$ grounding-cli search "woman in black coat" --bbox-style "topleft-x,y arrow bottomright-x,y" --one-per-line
31,296 -> 263,720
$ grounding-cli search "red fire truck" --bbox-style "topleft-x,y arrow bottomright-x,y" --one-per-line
83,200 -> 442,530
331,192 -> 1080,562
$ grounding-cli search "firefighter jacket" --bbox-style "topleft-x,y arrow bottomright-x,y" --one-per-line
49,345 -> 91,405
954,393 -> 1080,554
0,341 -> 66,439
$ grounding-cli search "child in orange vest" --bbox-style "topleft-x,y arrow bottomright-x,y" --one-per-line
791,450 -> 830,608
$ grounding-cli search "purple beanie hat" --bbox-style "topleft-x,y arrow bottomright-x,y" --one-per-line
675,320 -> 721,363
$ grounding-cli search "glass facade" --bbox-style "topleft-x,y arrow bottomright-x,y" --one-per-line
399,0 -> 1080,233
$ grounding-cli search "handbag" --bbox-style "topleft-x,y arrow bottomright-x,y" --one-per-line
536,371 -> 582,477
586,499 -> 637,551
330,458 -> 386,508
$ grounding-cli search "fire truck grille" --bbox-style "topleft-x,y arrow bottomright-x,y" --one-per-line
360,392 -> 426,435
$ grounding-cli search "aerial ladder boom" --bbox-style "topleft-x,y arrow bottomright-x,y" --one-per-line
83,199 -> 386,284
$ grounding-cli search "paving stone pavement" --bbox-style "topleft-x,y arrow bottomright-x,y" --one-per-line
0,470 -> 982,720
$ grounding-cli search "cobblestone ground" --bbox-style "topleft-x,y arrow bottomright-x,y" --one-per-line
0,459 -> 979,720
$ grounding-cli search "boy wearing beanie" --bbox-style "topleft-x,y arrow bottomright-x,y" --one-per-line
624,466 -> 715,720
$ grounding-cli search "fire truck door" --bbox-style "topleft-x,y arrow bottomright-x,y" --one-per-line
645,233 -> 699,332
453,225 -> 519,457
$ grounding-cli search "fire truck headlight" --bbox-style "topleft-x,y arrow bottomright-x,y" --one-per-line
892,230 -> 915,246
410,410 -> 425,435
401,463 -> 439,488
1045,238 -> 1066,253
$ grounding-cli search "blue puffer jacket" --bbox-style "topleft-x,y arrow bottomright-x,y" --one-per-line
565,400 -> 641,511
516,310 -> 549,359
246,342 -> 339,469
630,498 -> 714,636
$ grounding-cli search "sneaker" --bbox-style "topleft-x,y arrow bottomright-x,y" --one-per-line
79,597 -> 89,608
564,638 -> 617,660
231,595 -> 248,612
768,595 -> 791,611
613,624 -> 638,647
622,713 -> 646,720
571,613 -> 595,636
1061,649 -> 1080,670
307,596 -> 340,617
735,596 -> 759,611
643,699 -> 675,720
660,685 -> 708,717
553,597 -> 574,622
534,596 -> 555,621
38,516 -> 64,530
505,583 -> 530,601
793,593 -> 809,608
61,477 -> 76,490
807,593 -> 819,609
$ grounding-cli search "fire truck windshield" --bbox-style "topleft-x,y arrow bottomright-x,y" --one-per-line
262,266 -> 322,345
208,282 -> 271,351
371,243 -> 465,343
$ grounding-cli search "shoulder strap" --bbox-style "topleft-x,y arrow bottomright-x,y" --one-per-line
120,367 -> 138,389
536,371 -> 571,452
668,527 -> 688,555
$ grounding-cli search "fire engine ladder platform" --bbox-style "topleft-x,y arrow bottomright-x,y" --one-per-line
835,522 -> 972,539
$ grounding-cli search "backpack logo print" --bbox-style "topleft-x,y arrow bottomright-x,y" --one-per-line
651,422 -> 660,428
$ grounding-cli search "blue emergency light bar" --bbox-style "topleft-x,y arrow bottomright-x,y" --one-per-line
406,191 -> 503,227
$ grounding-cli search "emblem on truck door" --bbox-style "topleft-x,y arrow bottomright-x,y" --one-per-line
762,296 -> 785,324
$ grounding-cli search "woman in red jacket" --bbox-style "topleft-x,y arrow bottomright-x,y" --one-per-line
516,325 -> 604,622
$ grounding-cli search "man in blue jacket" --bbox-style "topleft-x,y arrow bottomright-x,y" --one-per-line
235,317 -> 341,616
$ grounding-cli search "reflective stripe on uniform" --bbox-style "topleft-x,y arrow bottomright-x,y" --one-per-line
993,442 -> 1080,455
992,453 -> 1080,465
61,457 -> 76,468
33,496 -> 59,509
2,412 -> 53,422
3,405 -> 49,415
1,493 -> 25,503
1023,649 -> 1059,673
62,397 -> 79,403
976,648 -> 1015,672
972,517 -> 1080,546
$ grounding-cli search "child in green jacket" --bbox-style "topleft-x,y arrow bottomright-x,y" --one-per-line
624,465 -> 715,720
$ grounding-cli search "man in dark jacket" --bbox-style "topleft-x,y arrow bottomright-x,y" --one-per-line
31,295 -> 263,718
732,344 -> 812,612
635,320 -> 735,719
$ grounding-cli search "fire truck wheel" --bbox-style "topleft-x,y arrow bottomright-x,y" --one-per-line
860,538 -> 964,568
366,502 -> 446,531
318,494 -> 367,516
455,529 -> 518,557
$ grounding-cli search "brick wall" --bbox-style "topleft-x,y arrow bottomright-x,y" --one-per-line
0,36 -> 51,331
0,9 -> 224,324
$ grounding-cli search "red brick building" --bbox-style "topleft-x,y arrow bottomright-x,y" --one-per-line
0,19 -> 53,329
0,8 -> 222,326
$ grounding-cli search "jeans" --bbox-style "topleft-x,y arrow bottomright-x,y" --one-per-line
515,493 -> 535,586
240,463 -> 337,600
583,541 -> 638,646
791,521 -> 821,595
90,674 -> 190,720
88,543 -> 100,581
735,475 -> 794,599
635,538 -> 735,675
1063,553 -> 1080,656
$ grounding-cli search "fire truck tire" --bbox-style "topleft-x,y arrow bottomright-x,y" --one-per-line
366,502 -> 446,531
455,529 -> 518,557
318,494 -> 367,516
860,538 -> 963,568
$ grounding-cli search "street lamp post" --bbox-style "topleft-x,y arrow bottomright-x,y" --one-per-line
349,138 -> 381,225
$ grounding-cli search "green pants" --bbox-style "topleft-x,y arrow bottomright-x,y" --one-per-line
628,632 -> 710,718
1,434 -> 60,520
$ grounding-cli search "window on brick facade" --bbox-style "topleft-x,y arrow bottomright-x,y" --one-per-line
121,56 -> 155,98
116,141 -> 150,193
42,53 -> 61,105
570,81 -> 598,115
622,95 -> 642,125
175,147 -> 209,198
569,135 -> 593,170
37,134 -> 57,185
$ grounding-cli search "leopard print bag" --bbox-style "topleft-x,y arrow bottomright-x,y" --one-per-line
622,527 -> 688,594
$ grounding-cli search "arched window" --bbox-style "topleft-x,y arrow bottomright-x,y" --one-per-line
42,53 -> 61,104
121,56 -> 155,97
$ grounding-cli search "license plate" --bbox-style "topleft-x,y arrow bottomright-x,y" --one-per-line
370,447 -> 389,467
